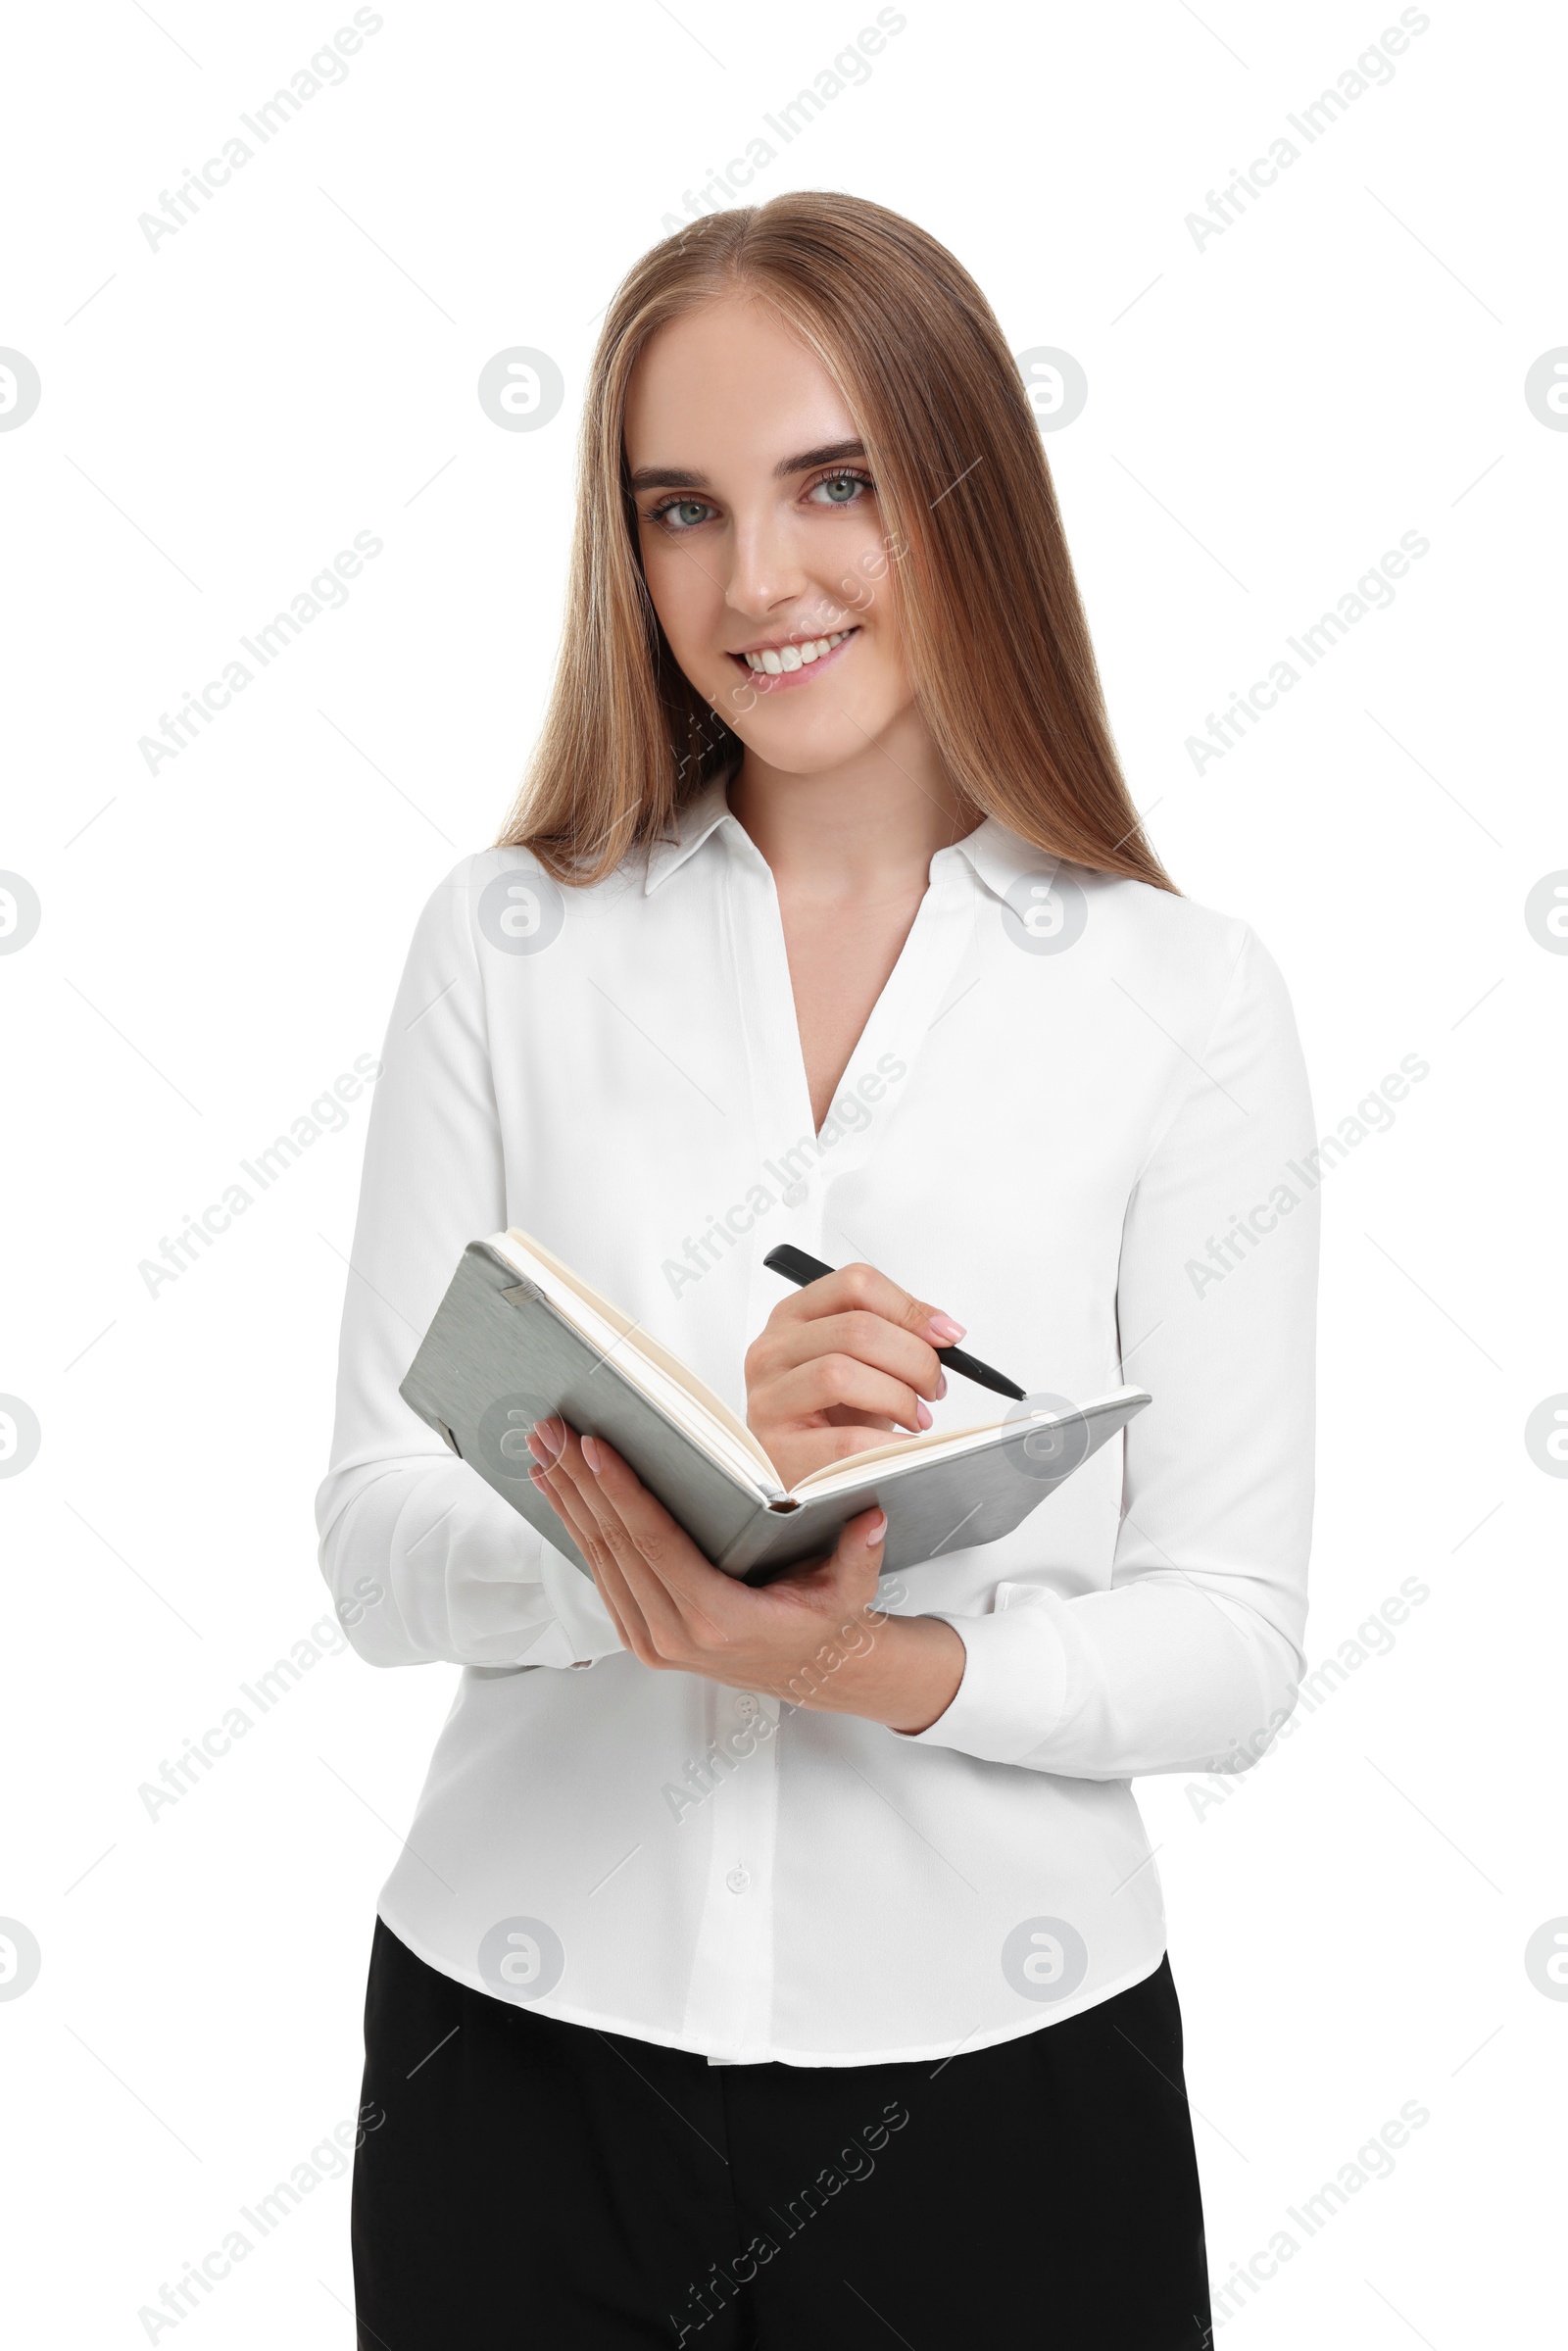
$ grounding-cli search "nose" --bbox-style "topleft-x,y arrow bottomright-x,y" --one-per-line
722,500 -> 812,625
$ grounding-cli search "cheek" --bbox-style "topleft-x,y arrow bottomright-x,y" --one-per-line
822,501 -> 900,599
640,536 -> 721,665
824,537 -> 908,663
838,593 -> 912,711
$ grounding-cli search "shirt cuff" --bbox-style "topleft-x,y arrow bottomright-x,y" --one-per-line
900,1585 -> 1071,1765
532,1540 -> 624,1666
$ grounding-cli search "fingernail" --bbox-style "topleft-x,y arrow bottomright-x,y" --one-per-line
580,1435 -> 602,1473
927,1312 -> 966,1344
863,1510 -> 887,1546
916,1401 -> 933,1430
935,1372 -> 948,1398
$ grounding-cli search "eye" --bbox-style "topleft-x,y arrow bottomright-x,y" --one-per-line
807,468 -> 873,508
648,496 -> 716,533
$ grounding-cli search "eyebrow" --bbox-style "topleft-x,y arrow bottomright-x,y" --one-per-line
625,438 -> 867,494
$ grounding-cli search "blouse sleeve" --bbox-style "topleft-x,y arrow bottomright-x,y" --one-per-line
908,925 -> 1318,1778
313,863 -> 617,1671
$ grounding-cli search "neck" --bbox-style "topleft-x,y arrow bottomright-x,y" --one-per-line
726,709 -> 974,904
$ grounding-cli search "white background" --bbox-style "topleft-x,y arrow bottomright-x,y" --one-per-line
2,0 -> 1564,2340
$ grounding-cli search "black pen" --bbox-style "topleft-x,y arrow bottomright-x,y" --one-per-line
761,1245 -> 1027,1402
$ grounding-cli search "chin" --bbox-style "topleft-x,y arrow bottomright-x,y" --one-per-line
732,717 -> 883,774
730,680 -> 908,764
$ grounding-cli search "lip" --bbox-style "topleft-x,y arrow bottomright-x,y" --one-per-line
725,627 -> 858,694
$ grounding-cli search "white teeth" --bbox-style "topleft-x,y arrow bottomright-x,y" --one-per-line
742,630 -> 853,673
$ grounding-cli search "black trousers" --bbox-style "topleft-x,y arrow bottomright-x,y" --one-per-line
353,1918 -> 1212,2348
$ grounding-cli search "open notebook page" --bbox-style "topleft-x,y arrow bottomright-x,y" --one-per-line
790,1412 -> 1016,1495
494,1230 -> 784,1497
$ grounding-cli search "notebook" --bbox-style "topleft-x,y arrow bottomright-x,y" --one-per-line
399,1228 -> 1151,1585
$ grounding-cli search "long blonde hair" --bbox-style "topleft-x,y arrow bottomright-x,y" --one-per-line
497,191 -> 1174,894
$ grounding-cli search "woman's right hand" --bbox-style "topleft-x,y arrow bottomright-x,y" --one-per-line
743,1261 -> 967,1491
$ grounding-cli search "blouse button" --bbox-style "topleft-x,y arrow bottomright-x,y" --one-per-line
780,1180 -> 808,1208
734,1693 -> 760,1722
726,1865 -> 751,1894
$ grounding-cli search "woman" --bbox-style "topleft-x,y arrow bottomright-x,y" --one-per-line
318,191 -> 1316,2346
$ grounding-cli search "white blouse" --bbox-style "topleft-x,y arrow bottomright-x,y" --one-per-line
316,770 -> 1317,2066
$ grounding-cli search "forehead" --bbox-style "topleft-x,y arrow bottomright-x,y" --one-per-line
623,293 -> 857,469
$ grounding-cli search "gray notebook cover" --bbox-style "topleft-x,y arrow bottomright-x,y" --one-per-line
399,1240 -> 1149,1585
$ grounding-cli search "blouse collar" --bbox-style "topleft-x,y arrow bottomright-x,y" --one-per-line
642,762 -> 1070,907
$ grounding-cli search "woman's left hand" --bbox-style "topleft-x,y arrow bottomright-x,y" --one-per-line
526,1418 -> 964,1735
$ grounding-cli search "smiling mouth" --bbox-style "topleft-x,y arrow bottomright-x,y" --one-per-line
727,627 -> 858,688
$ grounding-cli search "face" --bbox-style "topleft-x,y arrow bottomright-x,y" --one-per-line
623,293 -> 912,774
